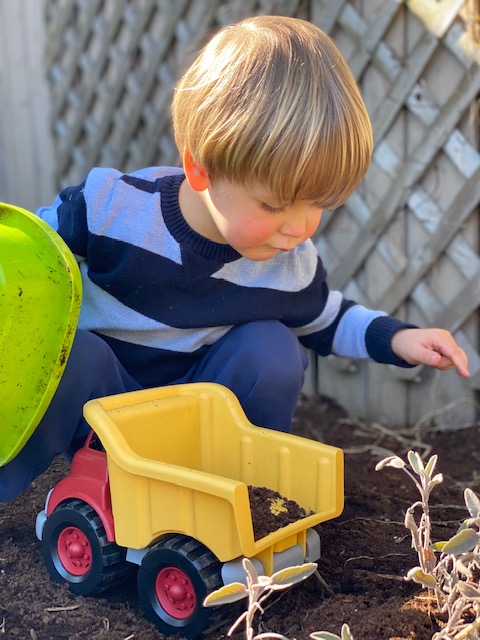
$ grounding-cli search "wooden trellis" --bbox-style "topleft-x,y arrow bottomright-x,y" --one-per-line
43,0 -> 311,187
3,0 -> 479,427
311,0 -> 480,427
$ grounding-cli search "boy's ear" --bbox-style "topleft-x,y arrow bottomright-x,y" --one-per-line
183,149 -> 209,192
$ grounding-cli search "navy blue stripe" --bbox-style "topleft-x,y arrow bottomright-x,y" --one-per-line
122,172 -> 240,262
161,175 -> 241,262
299,298 -> 356,355
86,234 -> 329,328
365,316 -> 417,367
121,174 -> 165,194
96,333 -> 209,386
57,183 -> 88,257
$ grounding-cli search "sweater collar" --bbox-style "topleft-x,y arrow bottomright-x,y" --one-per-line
161,173 -> 241,263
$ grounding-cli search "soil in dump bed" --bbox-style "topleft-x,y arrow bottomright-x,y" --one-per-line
248,485 -> 309,540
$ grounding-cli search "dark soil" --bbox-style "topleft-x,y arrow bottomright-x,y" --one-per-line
1,394 -> 479,640
248,486 -> 307,540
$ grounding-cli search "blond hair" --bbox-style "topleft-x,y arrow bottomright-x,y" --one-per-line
172,15 -> 372,208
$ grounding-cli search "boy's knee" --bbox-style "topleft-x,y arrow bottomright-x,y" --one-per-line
66,330 -> 114,376
229,322 -> 307,432
232,321 -> 307,384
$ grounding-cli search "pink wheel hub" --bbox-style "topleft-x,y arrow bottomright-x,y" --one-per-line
155,567 -> 196,618
57,526 -> 92,576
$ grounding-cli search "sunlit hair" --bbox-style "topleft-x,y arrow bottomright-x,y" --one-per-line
172,15 -> 373,208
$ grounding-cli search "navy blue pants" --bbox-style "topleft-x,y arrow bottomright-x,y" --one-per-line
0,321 -> 307,502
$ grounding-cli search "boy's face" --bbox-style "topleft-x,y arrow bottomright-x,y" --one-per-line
203,180 -> 323,261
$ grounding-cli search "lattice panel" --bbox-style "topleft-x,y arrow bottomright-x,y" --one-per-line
44,0 -> 308,188
309,0 -> 480,425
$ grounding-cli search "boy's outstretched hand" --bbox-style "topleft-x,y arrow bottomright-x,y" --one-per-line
391,328 -> 470,378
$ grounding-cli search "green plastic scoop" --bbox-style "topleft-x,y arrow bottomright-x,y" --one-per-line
0,203 -> 82,466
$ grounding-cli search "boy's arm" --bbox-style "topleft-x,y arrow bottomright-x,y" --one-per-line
299,303 -> 469,377
36,182 -> 88,259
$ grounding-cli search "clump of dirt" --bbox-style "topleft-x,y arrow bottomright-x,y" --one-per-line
248,485 -> 308,540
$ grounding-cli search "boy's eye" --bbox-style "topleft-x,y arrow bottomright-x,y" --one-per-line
260,202 -> 285,214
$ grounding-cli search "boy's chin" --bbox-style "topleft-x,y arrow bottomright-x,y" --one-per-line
237,246 -> 281,261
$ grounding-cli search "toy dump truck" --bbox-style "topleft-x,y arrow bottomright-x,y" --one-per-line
36,382 -> 343,637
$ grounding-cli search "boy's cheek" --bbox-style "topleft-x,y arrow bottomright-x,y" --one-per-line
241,220 -> 278,244
306,214 -> 323,238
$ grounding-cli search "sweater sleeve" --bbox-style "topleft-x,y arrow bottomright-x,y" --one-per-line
300,301 -> 417,367
364,315 -> 418,367
36,181 -> 88,259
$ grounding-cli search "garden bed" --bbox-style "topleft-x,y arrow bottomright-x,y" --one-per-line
0,394 -> 478,639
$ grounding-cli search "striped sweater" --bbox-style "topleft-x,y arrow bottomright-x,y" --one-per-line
37,166 -> 413,387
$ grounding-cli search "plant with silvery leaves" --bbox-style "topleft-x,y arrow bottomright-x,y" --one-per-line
204,558 -> 355,640
376,451 -> 480,640
204,557 -> 317,640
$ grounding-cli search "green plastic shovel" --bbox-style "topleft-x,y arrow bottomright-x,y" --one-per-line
0,202 -> 82,466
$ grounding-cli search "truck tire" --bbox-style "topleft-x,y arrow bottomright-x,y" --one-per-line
41,499 -> 131,596
137,534 -> 233,638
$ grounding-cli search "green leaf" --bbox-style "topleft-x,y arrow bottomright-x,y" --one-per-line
424,454 -> 438,478
375,456 -> 405,471
270,563 -> 317,589
341,624 -> 355,640
406,567 -> 437,588
430,473 -> 443,488
457,581 -> 480,600
203,582 -> 248,607
243,557 -> 259,584
456,555 -> 475,577
404,510 -> 418,534
408,451 -> 424,475
442,528 -> 480,555
465,488 -> 480,519
310,625 -> 355,640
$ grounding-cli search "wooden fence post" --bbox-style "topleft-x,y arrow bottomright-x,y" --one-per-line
0,0 -> 55,211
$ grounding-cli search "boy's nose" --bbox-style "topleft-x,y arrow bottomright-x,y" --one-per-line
280,216 -> 308,238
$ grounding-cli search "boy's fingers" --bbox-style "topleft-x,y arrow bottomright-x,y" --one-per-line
425,345 -> 469,377
392,328 -> 470,377
451,349 -> 469,377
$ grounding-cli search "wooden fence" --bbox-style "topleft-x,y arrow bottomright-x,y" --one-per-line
0,0 -> 55,210
1,0 -> 479,427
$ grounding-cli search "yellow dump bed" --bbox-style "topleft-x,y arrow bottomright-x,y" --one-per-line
83,383 -> 343,565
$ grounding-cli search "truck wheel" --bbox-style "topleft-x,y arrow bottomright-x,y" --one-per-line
138,534 -> 232,638
41,499 -> 130,596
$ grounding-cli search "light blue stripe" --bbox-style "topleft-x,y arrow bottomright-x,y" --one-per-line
332,306 -> 387,358
37,194 -> 62,231
292,291 -> 344,336
84,167 -> 183,264
213,241 -> 318,292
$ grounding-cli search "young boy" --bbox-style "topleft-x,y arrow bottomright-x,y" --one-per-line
1,15 -> 468,502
